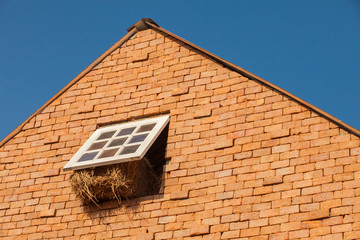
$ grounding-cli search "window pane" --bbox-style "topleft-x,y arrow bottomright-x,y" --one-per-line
117,127 -> 136,136
87,141 -> 107,151
97,131 -> 116,140
137,123 -> 156,133
108,137 -> 127,147
78,152 -> 98,162
63,115 -> 170,171
120,145 -> 140,155
129,134 -> 148,143
99,148 -> 119,158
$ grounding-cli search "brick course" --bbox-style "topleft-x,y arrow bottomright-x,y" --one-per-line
1,25 -> 360,240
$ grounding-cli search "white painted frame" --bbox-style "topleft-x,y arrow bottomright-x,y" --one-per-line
63,115 -> 170,171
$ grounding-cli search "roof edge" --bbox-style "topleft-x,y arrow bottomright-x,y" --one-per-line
1,18 -> 359,148
0,22 -> 142,148
144,20 -> 360,138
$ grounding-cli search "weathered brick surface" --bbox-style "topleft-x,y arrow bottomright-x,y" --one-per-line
1,28 -> 360,240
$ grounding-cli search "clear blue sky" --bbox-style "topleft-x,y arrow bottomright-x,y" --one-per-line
0,0 -> 359,141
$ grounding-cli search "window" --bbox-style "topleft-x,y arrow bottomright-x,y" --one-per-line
63,115 -> 170,171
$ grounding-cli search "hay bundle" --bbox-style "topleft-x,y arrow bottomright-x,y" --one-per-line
70,157 -> 159,205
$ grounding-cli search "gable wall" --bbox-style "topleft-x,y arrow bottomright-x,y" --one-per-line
0,28 -> 360,240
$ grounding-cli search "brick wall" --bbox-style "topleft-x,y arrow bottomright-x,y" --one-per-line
1,28 -> 360,240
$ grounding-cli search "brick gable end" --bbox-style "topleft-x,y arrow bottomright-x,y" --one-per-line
0,27 -> 360,240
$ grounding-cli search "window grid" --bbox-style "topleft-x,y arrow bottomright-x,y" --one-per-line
81,125 -> 152,161
63,115 -> 169,171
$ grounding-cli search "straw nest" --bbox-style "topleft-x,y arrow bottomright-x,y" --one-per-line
70,157 -> 159,205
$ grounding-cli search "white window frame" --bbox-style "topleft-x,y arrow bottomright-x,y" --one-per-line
63,115 -> 170,171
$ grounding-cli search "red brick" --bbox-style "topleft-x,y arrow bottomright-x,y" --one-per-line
155,231 -> 173,239
309,209 -> 330,220
263,176 -> 283,186
270,129 -> 290,139
43,169 -> 59,177
272,144 -> 290,153
280,205 -> 299,215
170,191 -> 189,200
240,227 -> 260,237
190,225 -> 209,236
289,229 -> 309,239
320,199 -> 342,209
221,230 -> 240,239
302,186 -> 321,195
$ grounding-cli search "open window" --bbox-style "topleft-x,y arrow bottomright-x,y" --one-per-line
63,115 -> 170,204
63,115 -> 169,171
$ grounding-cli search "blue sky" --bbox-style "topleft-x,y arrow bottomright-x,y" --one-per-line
0,0 -> 359,141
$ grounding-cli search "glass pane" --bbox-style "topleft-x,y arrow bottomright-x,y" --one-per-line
129,134 -> 148,143
137,123 -> 156,133
78,152 -> 98,162
88,141 -> 107,151
120,145 -> 140,155
97,131 -> 116,140
99,148 -> 119,158
117,127 -> 136,136
108,137 -> 127,147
